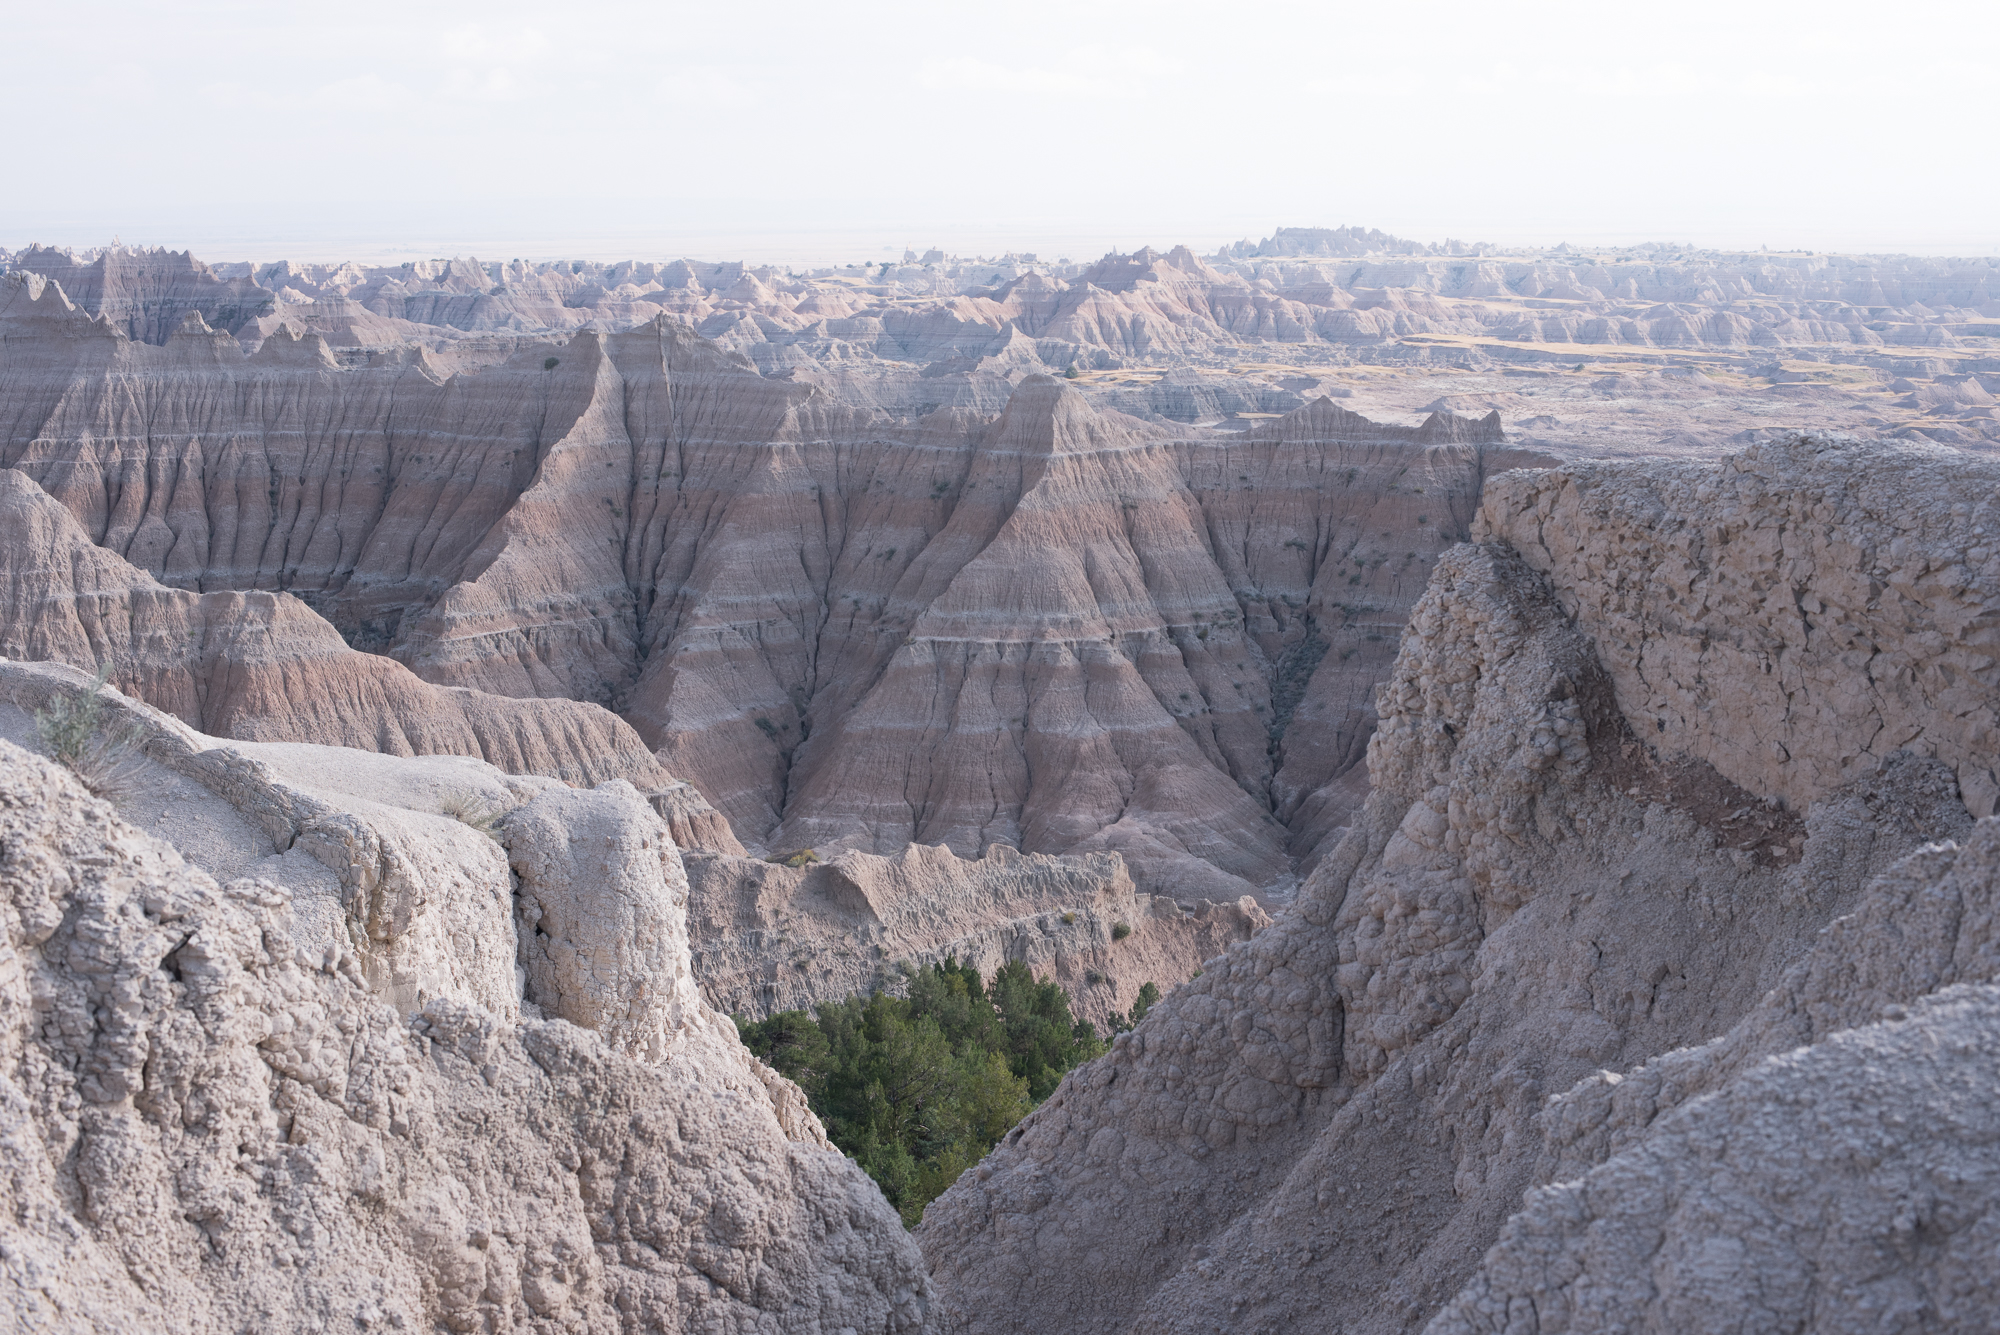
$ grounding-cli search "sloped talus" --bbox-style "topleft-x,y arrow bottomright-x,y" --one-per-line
0,467 -> 663,785
916,436 -> 1987,1334
1432,822 -> 2000,1334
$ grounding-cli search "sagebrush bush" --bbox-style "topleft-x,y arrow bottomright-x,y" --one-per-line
33,668 -> 145,804
32,669 -> 106,769
438,789 -> 505,842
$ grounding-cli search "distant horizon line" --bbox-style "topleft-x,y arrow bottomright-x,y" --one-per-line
5,223 -> 1999,269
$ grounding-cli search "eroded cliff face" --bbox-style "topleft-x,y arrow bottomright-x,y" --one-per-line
11,244 -> 277,344
1477,437 -> 2000,819
686,841 -> 1267,1032
0,467 -> 664,787
1432,822 -> 2000,1333
915,435 -> 1998,1333
4,266 -> 1510,896
0,737 -> 934,1333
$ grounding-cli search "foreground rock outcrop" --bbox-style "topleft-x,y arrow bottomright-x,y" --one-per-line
0,736 -> 933,1332
916,435 -> 2000,1333
1434,822 -> 2000,1332
508,781 -> 705,1062
0,659 -> 536,1018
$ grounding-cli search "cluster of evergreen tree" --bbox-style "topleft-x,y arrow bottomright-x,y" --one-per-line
736,958 -> 1160,1225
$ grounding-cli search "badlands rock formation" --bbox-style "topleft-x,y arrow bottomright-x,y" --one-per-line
1433,822 -> 2000,1332
0,723 -> 932,1331
7,231 -> 1995,909
13,235 -> 1995,451
1,659 -> 532,1018
3,262 -> 1525,897
5,217 -> 1998,1328
685,841 -> 1267,1031
0,469 -> 664,786
916,435 -> 2000,1333
0,646 -> 1198,1047
507,781 -> 704,1062
0,659 -> 725,1025
7,244 -> 276,343
1480,441 -> 2000,820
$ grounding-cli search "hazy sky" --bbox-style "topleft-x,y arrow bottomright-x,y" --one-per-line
7,0 -> 1997,263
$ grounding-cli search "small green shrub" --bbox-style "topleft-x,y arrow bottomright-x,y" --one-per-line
33,668 -> 108,770
1111,921 -> 1132,942
33,668 -> 145,803
1060,911 -> 1077,925
439,789 -> 505,842
738,957 -> 1103,1226
1126,981 -> 1160,1026
767,849 -> 820,868
543,356 -> 559,370
1106,980 -> 1162,1035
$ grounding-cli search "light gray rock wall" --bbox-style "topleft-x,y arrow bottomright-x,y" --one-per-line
1,660 -> 530,1018
915,437 -> 1994,1333
505,782 -> 704,1061
1477,434 -> 2000,819
0,740 -> 933,1333
1431,819 -> 2000,1334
